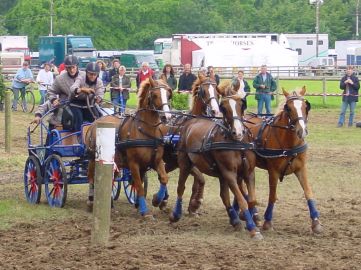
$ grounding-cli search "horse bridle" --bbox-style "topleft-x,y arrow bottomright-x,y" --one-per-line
283,96 -> 310,130
147,84 -> 172,111
196,80 -> 219,116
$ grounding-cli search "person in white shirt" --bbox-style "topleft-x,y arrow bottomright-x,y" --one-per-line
36,63 -> 54,104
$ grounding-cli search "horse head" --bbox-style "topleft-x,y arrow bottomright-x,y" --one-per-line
282,86 -> 311,139
138,77 -> 173,121
191,74 -> 221,117
220,94 -> 247,141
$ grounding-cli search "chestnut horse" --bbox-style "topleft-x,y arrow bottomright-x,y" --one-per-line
162,75 -> 221,213
85,77 -> 172,216
240,87 -> 322,233
169,91 -> 263,239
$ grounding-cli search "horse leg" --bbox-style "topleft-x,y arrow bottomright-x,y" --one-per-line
169,154 -> 192,223
188,167 -> 206,215
152,158 -> 169,208
244,170 -> 262,227
222,171 -> 262,239
129,162 -> 150,217
295,168 -> 322,234
263,171 -> 279,231
218,178 -> 241,228
87,159 -> 95,209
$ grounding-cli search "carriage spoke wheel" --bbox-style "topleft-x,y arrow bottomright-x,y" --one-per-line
23,156 -> 42,204
44,154 -> 68,207
112,168 -> 121,201
123,170 -> 148,205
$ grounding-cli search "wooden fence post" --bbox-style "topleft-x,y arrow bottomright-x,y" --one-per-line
91,122 -> 115,246
5,90 -> 12,153
322,77 -> 327,105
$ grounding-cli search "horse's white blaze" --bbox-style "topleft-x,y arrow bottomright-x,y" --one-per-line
209,84 -> 220,115
160,87 -> 171,120
294,100 -> 307,137
229,99 -> 244,138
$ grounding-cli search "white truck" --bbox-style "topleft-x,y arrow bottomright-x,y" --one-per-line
0,36 -> 30,62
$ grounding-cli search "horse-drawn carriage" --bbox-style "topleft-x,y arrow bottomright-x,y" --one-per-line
23,104 -> 141,208
23,76 -> 322,239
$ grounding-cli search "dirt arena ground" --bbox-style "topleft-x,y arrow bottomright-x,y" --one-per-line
0,109 -> 360,270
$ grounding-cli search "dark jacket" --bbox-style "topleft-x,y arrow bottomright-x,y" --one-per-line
99,70 -> 110,86
178,72 -> 197,91
253,72 -> 277,100
340,73 -> 360,103
162,74 -> 177,90
110,74 -> 131,100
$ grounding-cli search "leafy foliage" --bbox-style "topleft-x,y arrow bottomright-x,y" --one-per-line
2,0 -> 360,50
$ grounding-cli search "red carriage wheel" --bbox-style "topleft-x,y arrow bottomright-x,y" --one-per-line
23,156 -> 42,204
44,154 -> 68,208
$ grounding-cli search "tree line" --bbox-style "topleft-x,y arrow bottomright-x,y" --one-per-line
0,0 -> 358,51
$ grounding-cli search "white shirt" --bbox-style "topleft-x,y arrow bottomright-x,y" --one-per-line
36,69 -> 54,91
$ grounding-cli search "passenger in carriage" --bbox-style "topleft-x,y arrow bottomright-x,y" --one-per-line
67,62 -> 105,131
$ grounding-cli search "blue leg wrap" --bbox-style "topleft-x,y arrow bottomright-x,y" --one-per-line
156,184 -> 167,203
172,198 -> 183,220
232,198 -> 240,213
264,203 -> 274,222
243,209 -> 256,231
249,206 -> 258,217
307,199 -> 320,220
227,207 -> 241,226
138,196 -> 149,216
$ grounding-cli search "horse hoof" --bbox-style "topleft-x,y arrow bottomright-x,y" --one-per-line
142,213 -> 155,220
159,200 -> 168,211
251,231 -> 264,240
253,214 -> 262,227
152,194 -> 161,207
189,199 -> 202,211
187,210 -> 200,217
311,219 -> 323,234
169,213 -> 181,223
262,221 -> 273,231
86,200 -> 93,212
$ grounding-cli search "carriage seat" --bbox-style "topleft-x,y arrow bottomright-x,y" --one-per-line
50,125 -> 80,145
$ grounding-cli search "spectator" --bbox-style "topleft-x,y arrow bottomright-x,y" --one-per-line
232,70 -> 250,99
160,64 -> 177,90
178,63 -> 197,92
337,65 -> 360,127
110,65 -> 131,113
207,66 -> 220,85
36,63 -> 54,105
68,62 -> 105,132
12,61 -> 34,111
108,59 -> 121,81
253,65 -> 277,114
96,60 -> 110,87
136,62 -> 155,89
58,62 -> 65,74
50,63 -> 59,77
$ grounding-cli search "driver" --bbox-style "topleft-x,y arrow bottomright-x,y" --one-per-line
68,62 -> 105,131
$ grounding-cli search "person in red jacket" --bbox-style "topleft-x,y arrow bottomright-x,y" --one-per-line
58,62 -> 65,74
136,62 -> 155,89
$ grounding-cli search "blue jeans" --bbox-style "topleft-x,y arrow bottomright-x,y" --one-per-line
338,101 -> 356,126
39,89 -> 47,105
12,87 -> 27,111
112,94 -> 127,113
257,93 -> 272,114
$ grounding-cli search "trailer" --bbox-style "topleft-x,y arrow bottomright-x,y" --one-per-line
0,36 -> 30,62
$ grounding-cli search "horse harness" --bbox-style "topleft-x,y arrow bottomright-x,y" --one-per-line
250,96 -> 309,181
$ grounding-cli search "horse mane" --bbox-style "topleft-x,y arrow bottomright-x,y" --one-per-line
137,79 -> 151,109
218,80 -> 239,97
191,74 -> 206,96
